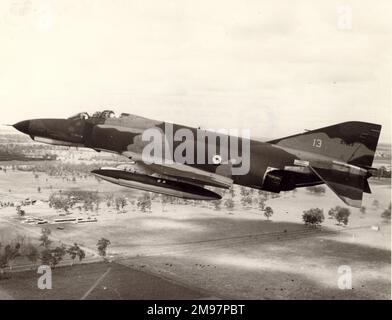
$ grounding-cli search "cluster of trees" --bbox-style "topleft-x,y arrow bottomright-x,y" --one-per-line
52,185 -> 276,216
302,206 -> 352,226
0,229 -> 87,277
38,228 -> 86,268
105,194 -> 132,212
49,190 -> 101,213
207,186 -> 271,212
0,143 -> 57,162
0,141 -> 54,155
19,162 -> 101,177
151,186 -> 275,219
0,201 -> 15,208
47,190 -> 153,214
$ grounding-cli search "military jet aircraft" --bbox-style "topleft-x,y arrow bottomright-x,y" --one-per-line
13,110 -> 381,207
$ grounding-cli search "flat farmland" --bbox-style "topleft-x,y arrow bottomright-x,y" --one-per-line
0,166 -> 390,299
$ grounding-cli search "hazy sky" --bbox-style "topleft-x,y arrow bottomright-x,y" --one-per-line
0,0 -> 391,142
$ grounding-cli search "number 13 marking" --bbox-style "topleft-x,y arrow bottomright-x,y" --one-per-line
312,139 -> 322,148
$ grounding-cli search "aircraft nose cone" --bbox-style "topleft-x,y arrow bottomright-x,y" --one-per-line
13,120 -> 31,134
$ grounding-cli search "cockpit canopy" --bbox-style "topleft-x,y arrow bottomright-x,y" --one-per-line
68,110 -> 117,120
68,112 -> 90,120
92,110 -> 116,119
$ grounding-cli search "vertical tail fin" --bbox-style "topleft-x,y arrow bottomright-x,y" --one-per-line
268,121 -> 382,168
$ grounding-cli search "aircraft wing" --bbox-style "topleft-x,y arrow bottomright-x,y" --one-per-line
308,161 -> 368,208
121,151 -> 233,189
138,162 -> 233,189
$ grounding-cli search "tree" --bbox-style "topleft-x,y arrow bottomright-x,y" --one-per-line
0,242 -> 20,274
302,208 -> 324,226
328,206 -> 340,219
51,245 -> 67,268
240,187 -> 251,197
213,199 -> 222,210
39,228 -> 52,248
115,196 -> 127,211
16,206 -> 26,217
76,247 -> 86,263
137,193 -> 152,213
7,243 -> 20,270
161,194 -> 171,212
376,166 -> 389,179
381,203 -> 391,221
40,245 -> 67,268
239,186 -> 253,208
25,244 -> 39,268
229,187 -> 235,198
258,198 -> 266,211
67,243 -> 79,265
264,206 -> 274,220
334,207 -> 351,226
0,243 -> 10,275
67,243 -> 86,265
224,198 -> 234,211
97,238 -> 111,259
40,249 -> 53,266
240,195 -> 252,208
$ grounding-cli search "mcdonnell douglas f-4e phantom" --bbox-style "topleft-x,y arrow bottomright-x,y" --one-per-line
13,110 -> 381,207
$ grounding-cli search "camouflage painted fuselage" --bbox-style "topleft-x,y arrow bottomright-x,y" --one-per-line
13,112 -> 381,206
80,114 -> 320,191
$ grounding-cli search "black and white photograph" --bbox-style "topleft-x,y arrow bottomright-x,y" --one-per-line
0,0 -> 390,306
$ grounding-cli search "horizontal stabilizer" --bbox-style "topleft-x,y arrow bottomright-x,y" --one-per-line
309,162 -> 368,208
